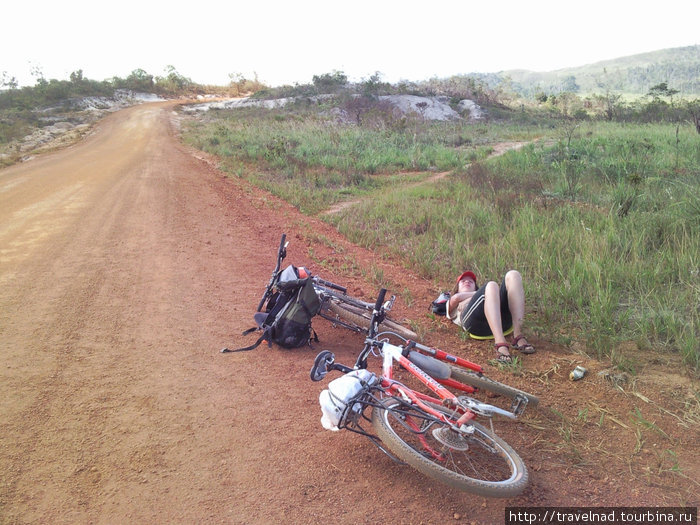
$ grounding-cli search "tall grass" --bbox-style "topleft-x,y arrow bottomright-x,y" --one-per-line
329,122 -> 699,370
183,108 -> 699,371
183,106 -> 542,213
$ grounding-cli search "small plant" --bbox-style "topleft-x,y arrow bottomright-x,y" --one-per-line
488,355 -> 523,375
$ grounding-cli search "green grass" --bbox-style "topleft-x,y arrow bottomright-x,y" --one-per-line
183,106 -> 700,371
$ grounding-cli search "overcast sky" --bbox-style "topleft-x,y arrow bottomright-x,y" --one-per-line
3,0 -> 698,88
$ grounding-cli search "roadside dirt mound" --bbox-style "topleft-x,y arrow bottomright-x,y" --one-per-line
0,101 -> 697,524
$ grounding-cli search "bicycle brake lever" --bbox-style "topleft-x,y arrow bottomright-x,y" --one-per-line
383,295 -> 396,311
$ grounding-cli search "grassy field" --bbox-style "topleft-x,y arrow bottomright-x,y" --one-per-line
183,103 -> 699,372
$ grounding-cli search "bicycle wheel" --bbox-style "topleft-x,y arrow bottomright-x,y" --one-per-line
447,366 -> 539,407
327,300 -> 418,341
371,397 -> 528,497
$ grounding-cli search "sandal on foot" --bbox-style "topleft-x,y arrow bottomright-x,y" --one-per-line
511,334 -> 536,354
494,342 -> 512,363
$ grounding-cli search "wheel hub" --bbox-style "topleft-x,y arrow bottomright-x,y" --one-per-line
432,427 -> 469,451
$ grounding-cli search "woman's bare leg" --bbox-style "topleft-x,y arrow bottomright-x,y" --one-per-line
505,270 -> 525,337
483,281 -> 511,360
505,270 -> 535,352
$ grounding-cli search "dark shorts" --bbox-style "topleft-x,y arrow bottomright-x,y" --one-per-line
460,278 -> 513,337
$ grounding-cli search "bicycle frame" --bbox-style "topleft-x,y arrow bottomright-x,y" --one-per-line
379,341 -> 480,427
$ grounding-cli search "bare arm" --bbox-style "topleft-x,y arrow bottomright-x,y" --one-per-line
448,291 -> 475,317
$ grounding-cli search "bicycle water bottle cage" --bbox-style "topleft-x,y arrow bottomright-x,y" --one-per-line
310,351 -> 335,381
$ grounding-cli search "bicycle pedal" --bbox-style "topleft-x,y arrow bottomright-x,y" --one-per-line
510,394 -> 529,416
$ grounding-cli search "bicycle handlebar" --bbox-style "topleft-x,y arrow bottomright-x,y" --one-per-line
374,289 -> 387,312
312,277 -> 347,294
278,232 -> 287,255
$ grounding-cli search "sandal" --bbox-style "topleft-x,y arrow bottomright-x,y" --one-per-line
511,334 -> 536,354
494,342 -> 512,363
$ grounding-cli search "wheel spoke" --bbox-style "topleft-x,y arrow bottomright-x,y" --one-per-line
372,398 -> 528,496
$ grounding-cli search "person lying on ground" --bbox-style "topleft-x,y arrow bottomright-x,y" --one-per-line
447,269 -> 536,362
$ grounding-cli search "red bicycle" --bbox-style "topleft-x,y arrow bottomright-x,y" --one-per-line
310,289 -> 537,497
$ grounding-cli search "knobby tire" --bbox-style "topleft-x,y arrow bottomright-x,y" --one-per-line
371,398 -> 528,497
447,366 -> 539,407
327,301 -> 418,341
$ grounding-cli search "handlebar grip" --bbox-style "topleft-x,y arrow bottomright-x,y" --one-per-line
314,278 -> 347,294
326,281 -> 346,293
374,289 -> 387,311
278,233 -> 287,254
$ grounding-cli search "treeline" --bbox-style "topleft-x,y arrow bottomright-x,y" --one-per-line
252,71 -> 700,133
253,70 -> 509,108
0,67 -> 201,111
501,45 -> 700,97
0,67 -> 266,146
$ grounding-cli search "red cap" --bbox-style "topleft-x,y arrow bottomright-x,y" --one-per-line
456,271 -> 477,286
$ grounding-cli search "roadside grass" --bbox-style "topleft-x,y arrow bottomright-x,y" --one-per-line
183,107 -> 699,372
183,105 -> 543,214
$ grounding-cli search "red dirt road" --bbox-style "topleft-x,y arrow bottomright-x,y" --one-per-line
1,101 -> 697,524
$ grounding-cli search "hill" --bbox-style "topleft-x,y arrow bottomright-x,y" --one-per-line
494,45 -> 700,97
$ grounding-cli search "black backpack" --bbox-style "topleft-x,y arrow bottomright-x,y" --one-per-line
222,267 -> 321,352
431,292 -> 450,316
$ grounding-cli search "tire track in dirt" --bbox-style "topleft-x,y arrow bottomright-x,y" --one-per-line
322,141 -> 530,216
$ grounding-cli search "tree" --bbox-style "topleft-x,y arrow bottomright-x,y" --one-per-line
125,69 -> 155,91
69,70 -> 84,83
228,72 -> 245,96
155,66 -> 192,94
1,71 -> 18,90
683,99 -> 700,134
311,70 -> 347,93
30,64 -> 47,87
647,82 -> 679,100
360,71 -> 388,97
561,75 -> 580,93
595,68 -> 624,121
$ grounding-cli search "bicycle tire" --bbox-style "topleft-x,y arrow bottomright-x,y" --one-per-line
327,301 -> 418,341
447,366 -> 539,407
314,284 -> 375,310
371,397 -> 528,497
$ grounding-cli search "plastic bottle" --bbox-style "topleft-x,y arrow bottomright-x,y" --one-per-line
319,369 -> 376,431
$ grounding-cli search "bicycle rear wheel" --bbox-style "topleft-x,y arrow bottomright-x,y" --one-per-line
371,397 -> 528,497
327,301 -> 418,341
447,366 -> 539,407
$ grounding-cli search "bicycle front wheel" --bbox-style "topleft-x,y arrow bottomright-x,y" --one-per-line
327,301 -> 418,341
447,366 -> 539,407
371,397 -> 528,497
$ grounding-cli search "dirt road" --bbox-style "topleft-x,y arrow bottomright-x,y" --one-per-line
1,101 -> 697,524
